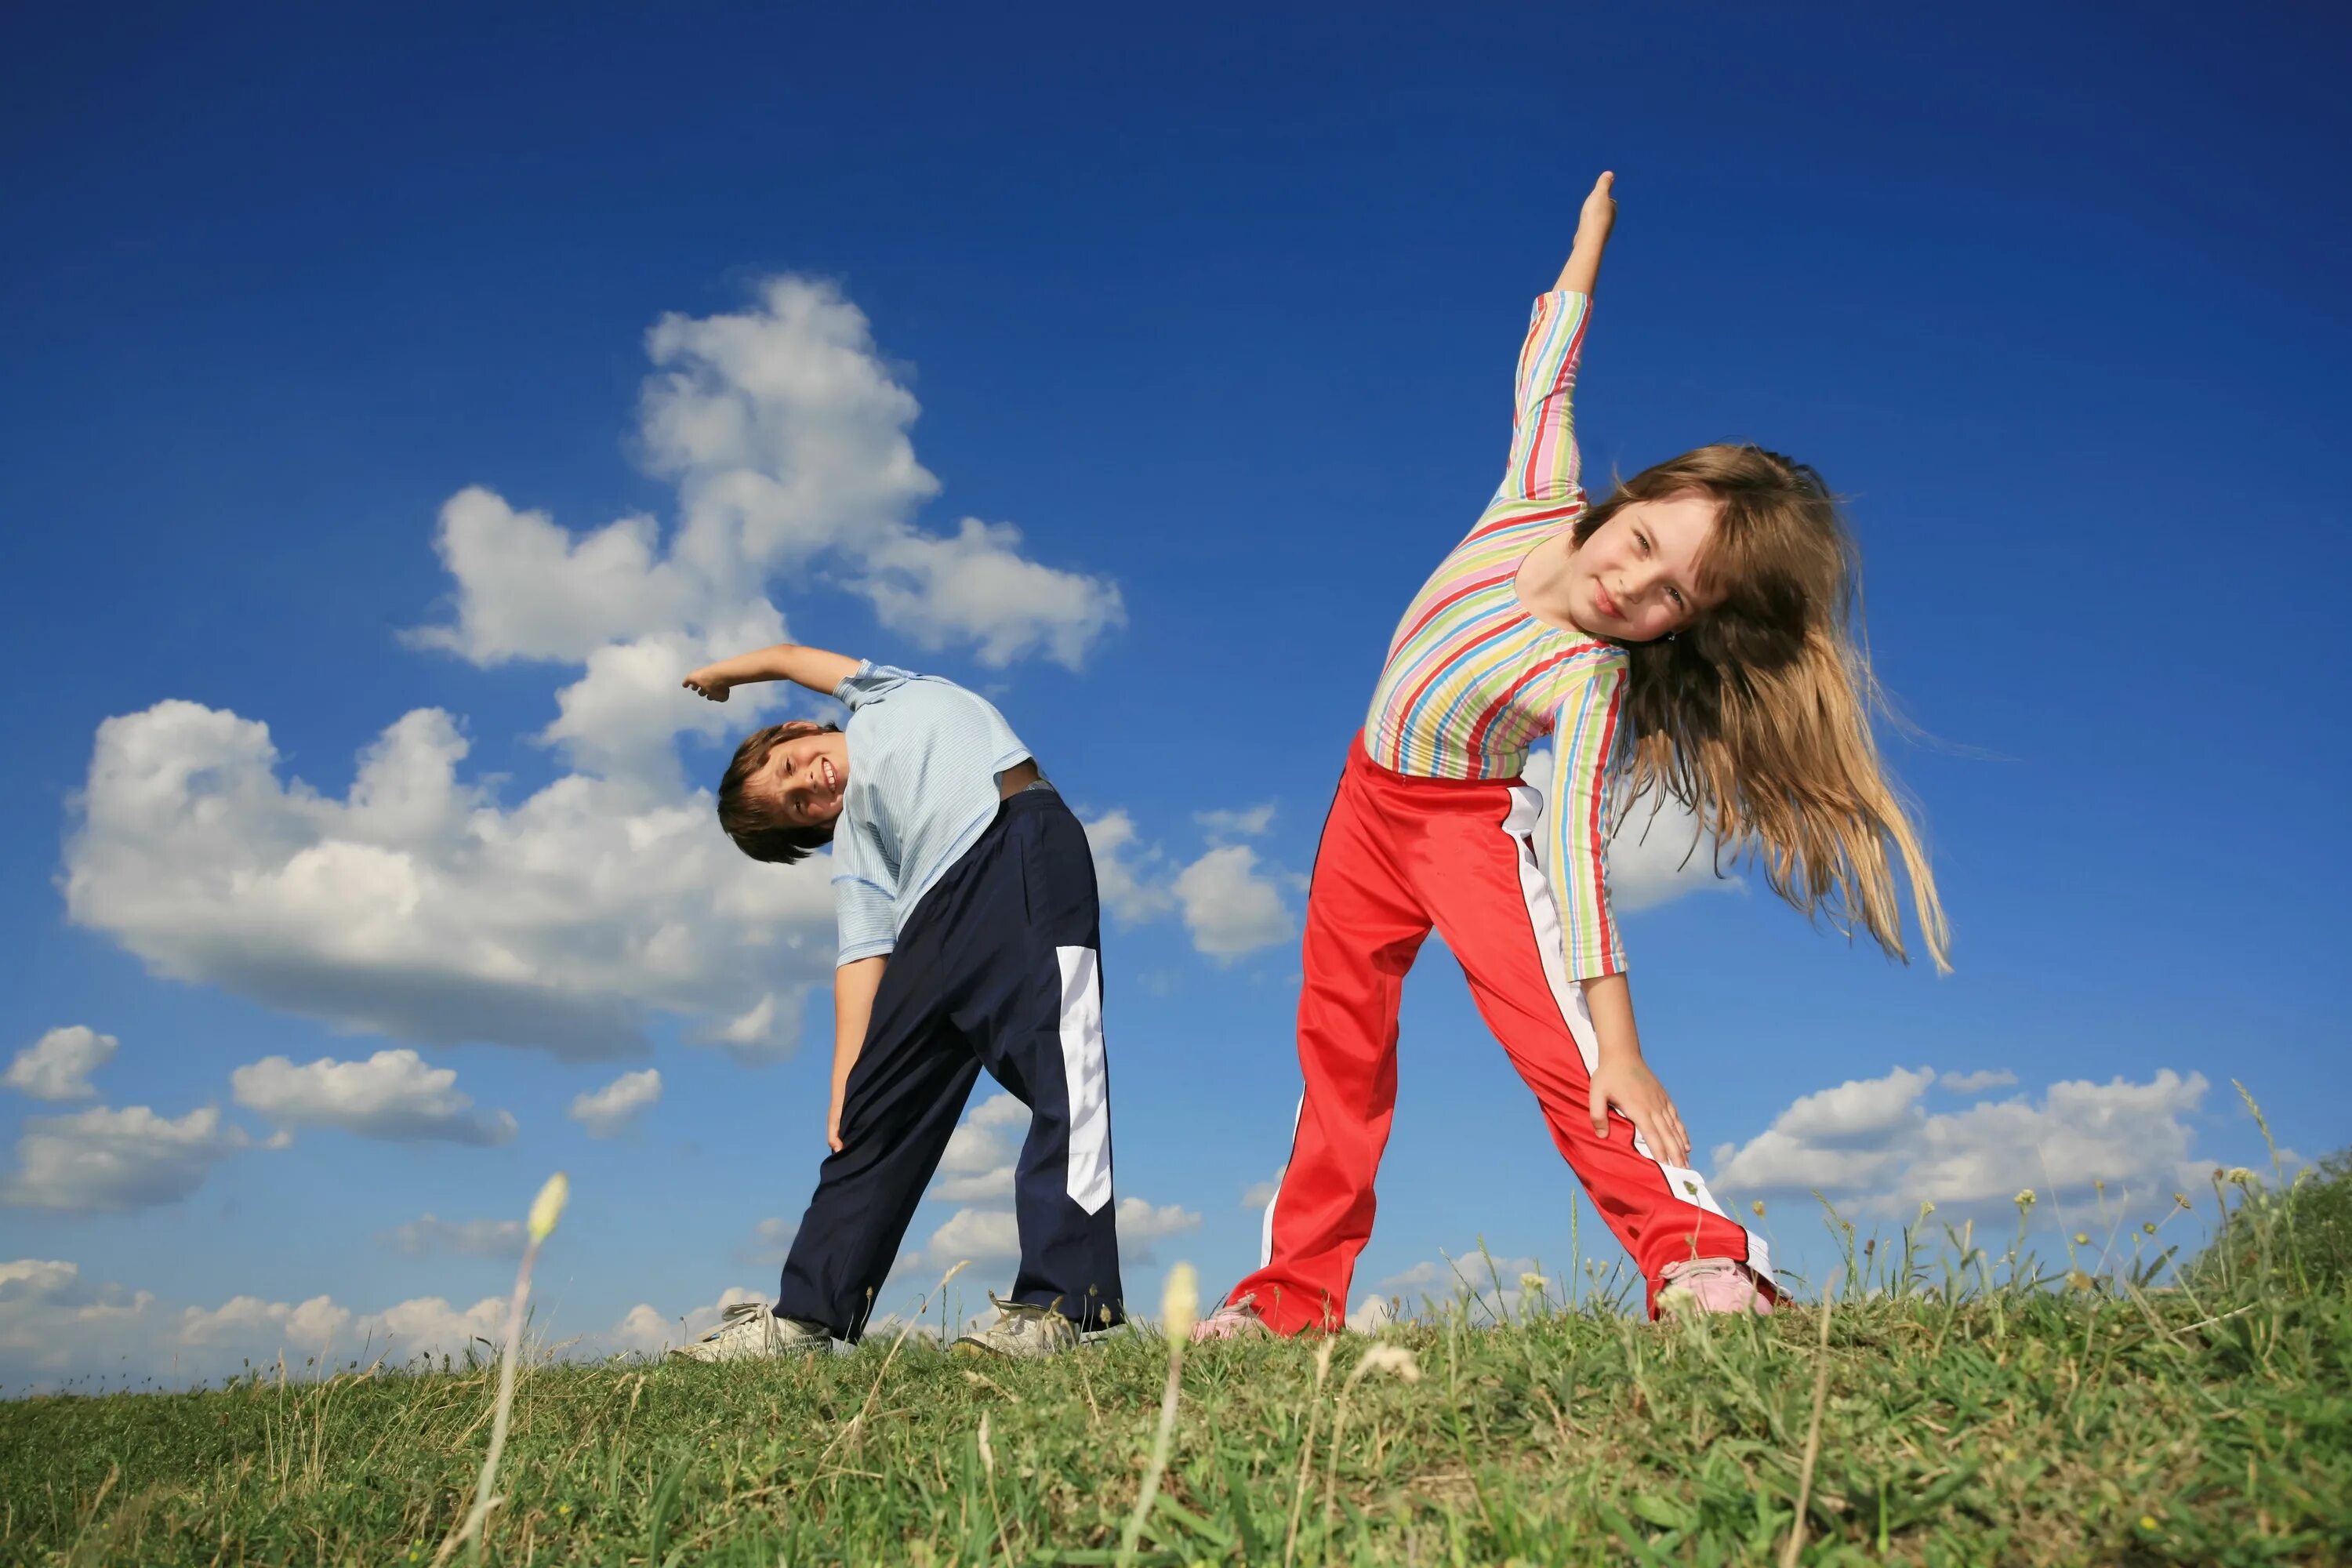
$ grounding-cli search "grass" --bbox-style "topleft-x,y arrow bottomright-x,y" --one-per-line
4,1156 -> 2348,1566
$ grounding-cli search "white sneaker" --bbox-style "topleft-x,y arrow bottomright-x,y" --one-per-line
953,1294 -> 1080,1359
670,1301 -> 831,1363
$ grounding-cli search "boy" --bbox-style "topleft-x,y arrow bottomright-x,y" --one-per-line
671,642 -> 1123,1359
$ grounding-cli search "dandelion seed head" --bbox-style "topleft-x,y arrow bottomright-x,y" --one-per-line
528,1172 -> 570,1243
1160,1262 -> 1200,1341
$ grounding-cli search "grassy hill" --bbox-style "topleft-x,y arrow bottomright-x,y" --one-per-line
4,1157 -> 2347,1566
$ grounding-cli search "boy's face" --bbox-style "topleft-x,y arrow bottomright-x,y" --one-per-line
753,727 -> 851,830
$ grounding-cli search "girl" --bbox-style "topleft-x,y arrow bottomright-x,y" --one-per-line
1197,172 -> 1948,1335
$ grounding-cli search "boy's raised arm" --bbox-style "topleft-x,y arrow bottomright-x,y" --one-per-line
683,643 -> 862,703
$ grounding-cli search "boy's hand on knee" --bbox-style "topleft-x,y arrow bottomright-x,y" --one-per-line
1586,1054 -> 1690,1168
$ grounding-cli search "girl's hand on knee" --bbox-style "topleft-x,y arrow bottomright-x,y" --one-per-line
1587,1054 -> 1690,1168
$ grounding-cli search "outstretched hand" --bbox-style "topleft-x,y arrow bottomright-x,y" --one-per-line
682,666 -> 732,702
1586,1052 -> 1691,1168
1580,171 -> 1616,234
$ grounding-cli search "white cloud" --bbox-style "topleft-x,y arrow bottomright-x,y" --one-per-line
1241,1174 -> 1282,1210
1523,748 -> 1742,913
1083,810 -> 1173,926
5,1027 -> 116,1102
68,275 -> 1121,1064
0,1104 -> 270,1214
385,1215 -> 527,1260
569,1069 -> 662,1138
65,700 -> 832,1061
735,1218 -> 798,1264
928,1092 -> 1027,1203
1940,1069 -> 2018,1093
1373,1250 -> 1562,1323
1173,844 -> 1296,960
1112,1196 -> 1202,1265
178,1294 -> 353,1349
1195,802 -> 1276,840
913,1207 -> 1022,1269
0,1261 -> 794,1388
1710,1065 -> 2216,1218
231,1048 -> 517,1145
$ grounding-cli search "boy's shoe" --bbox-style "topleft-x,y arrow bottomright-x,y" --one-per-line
1657,1259 -> 1773,1318
953,1293 -> 1080,1359
670,1301 -> 831,1363
1190,1291 -> 1274,1342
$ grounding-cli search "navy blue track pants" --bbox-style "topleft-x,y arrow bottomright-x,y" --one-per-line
775,787 -> 1124,1341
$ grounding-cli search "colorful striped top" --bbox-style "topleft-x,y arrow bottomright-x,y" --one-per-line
1363,289 -> 1628,978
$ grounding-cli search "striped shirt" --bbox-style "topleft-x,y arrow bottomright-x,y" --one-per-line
829,662 -> 1035,964
1363,289 -> 1629,978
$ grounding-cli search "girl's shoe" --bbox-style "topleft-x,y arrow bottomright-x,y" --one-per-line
1190,1292 -> 1273,1341
954,1294 -> 1080,1359
670,1301 -> 831,1362
1657,1258 -> 1773,1317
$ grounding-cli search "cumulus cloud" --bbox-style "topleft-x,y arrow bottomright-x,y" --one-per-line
1524,747 -> 1740,913
65,700 -> 831,1061
1374,1250 -> 1563,1323
0,1104 -> 273,1213
569,1069 -> 662,1138
0,1260 -> 791,1388
927,1092 -> 1027,1203
1112,1196 -> 1203,1265
231,1049 -> 517,1145
5,1027 -> 116,1102
384,1215 -> 527,1260
1173,845 -> 1296,960
1241,1174 -> 1283,1210
67,276 -> 1120,1063
1196,802 -> 1277,840
1940,1069 -> 2018,1093
1711,1065 -> 2216,1218
735,1218 -> 799,1265
1083,810 -> 1174,926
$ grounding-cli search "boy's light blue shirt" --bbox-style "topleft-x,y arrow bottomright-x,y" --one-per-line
829,662 -> 1034,965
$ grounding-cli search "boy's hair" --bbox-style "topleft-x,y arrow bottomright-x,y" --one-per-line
1574,444 -> 1952,971
717,721 -> 842,865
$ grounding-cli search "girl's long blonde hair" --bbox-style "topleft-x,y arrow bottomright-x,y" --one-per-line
1577,444 -> 1951,971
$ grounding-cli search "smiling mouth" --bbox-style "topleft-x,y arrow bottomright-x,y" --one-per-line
818,757 -> 840,794
1593,582 -> 1621,619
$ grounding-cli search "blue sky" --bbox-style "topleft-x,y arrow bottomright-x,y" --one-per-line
3,4 -> 2347,1385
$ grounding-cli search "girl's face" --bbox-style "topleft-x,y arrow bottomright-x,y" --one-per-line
754,728 -> 851,829
1569,492 -> 1726,642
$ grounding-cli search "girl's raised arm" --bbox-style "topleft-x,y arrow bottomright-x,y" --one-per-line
682,643 -> 862,702
1554,172 -> 1616,296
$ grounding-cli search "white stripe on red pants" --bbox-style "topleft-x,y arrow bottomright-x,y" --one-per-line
1228,736 -> 1769,1332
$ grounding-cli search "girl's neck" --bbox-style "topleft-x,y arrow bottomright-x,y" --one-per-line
1512,531 -> 1610,642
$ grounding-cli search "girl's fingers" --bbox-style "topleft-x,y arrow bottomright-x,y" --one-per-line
1587,1082 -> 1608,1138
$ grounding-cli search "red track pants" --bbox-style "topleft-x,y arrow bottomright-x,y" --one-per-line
1227,738 -> 1770,1331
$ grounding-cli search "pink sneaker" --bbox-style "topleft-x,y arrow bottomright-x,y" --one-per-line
1657,1258 -> 1773,1318
1190,1291 -> 1274,1342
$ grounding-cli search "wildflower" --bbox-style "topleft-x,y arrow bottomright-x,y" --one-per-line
1519,1272 -> 1547,1295
2143,1221 -> 2157,1235
1751,1200 -> 1766,1218
1351,1343 -> 1422,1384
1161,1262 -> 1199,1341
529,1171 -> 571,1242
2067,1270 -> 2094,1291
2015,1189 -> 2036,1210
2173,1192 -> 2190,1209
2224,1167 -> 2255,1188
1918,1200 -> 1936,1218
2094,1178 -> 2106,1194
2074,1232 -> 2089,1246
